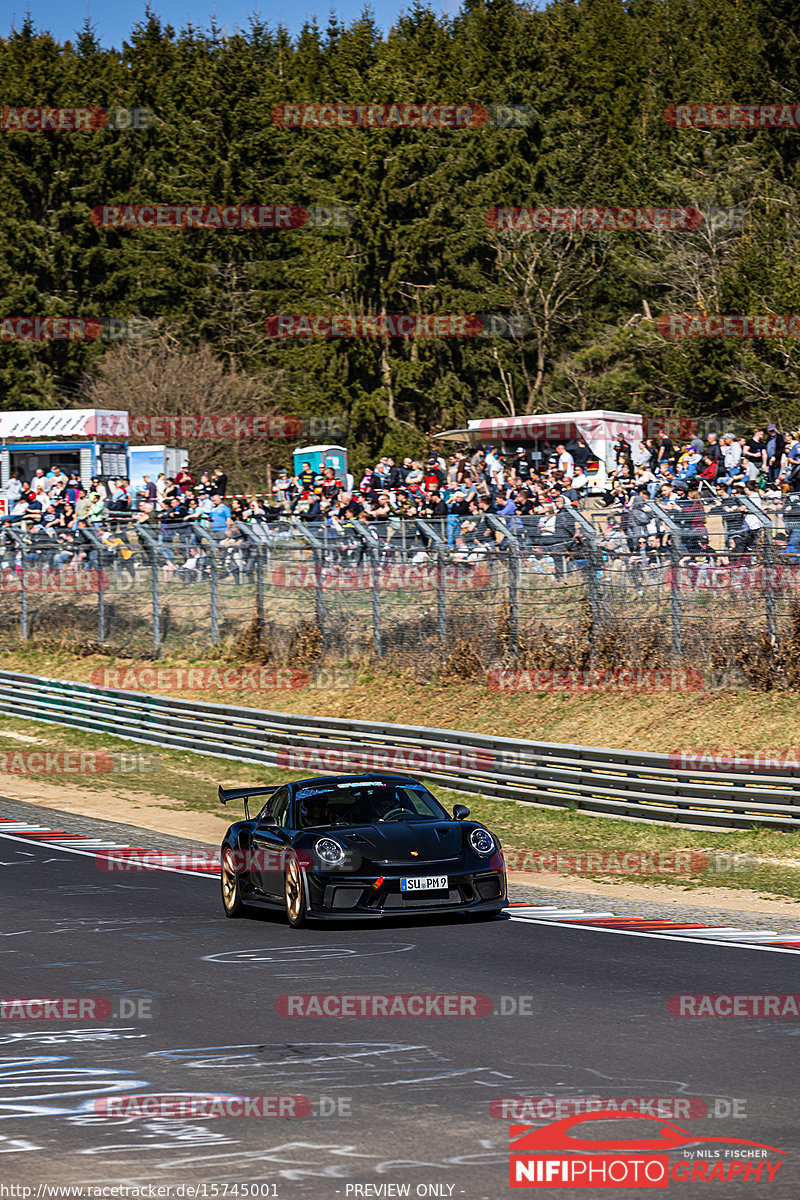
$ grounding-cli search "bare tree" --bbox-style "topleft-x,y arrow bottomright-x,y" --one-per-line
488,226 -> 610,413
76,329 -> 289,492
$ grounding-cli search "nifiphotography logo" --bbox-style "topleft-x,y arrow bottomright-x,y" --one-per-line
508,1111 -> 784,1188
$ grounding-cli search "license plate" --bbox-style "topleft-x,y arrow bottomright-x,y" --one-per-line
401,875 -> 448,892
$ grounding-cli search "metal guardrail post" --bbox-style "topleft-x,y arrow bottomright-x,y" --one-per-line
650,501 -> 683,665
134,524 -> 162,657
738,493 -> 777,644
354,521 -> 383,659
488,516 -> 519,656
416,518 -> 447,648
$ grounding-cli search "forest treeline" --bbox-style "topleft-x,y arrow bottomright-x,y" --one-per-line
1,0 -> 800,471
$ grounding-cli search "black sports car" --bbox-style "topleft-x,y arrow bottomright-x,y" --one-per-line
218,772 -> 507,925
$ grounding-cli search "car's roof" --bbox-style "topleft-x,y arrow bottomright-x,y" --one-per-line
290,773 -> 422,789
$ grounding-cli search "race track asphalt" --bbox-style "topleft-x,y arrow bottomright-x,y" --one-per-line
0,823 -> 798,1199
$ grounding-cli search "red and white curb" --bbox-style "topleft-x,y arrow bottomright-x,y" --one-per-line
508,902 -> 800,954
0,815 -> 218,876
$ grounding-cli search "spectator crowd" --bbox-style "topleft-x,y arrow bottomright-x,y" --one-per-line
2,422 -> 800,585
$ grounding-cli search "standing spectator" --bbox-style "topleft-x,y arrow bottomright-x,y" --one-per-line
4,473 -> 23,505
514,448 -> 532,482
657,428 -> 674,468
175,466 -> 195,493
766,423 -> 786,485
297,461 -> 316,490
212,467 -> 228,497
137,475 -> 157,503
31,468 -> 49,500
717,434 -> 743,489
424,457 -> 445,491
274,469 -> 296,509
705,431 -> 723,473
209,493 -> 232,533
743,428 -> 766,480
555,443 -> 575,476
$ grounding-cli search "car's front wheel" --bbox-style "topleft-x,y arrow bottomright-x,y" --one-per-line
285,858 -> 307,928
221,845 -> 246,918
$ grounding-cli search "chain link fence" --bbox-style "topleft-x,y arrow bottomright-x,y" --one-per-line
2,499 -> 800,687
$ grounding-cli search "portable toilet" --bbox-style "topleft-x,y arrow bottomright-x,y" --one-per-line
292,444 -> 348,484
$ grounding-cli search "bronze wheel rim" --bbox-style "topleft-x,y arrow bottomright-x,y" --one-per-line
221,849 -> 237,909
285,859 -> 302,921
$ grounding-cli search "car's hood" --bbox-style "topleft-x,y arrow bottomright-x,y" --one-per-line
328,821 -> 465,864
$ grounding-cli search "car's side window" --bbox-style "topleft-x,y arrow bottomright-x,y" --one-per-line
269,788 -> 291,828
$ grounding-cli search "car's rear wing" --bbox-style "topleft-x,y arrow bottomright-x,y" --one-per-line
218,784 -> 279,820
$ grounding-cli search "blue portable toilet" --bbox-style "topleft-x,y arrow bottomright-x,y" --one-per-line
292,444 -> 348,484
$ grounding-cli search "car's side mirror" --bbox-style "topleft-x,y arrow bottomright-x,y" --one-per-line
453,804 -> 470,821
257,812 -> 278,828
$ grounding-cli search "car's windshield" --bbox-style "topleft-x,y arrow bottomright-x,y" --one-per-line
295,782 -> 448,828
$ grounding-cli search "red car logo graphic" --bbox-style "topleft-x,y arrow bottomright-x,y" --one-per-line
510,1110 -> 783,1154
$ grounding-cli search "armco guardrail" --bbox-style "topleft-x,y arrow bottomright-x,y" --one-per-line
0,670 -> 798,830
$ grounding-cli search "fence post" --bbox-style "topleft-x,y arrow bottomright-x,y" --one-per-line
416,519 -> 448,649
193,527 -> 220,645
650,501 -> 683,665
81,526 -> 109,643
354,521 -> 383,659
6,529 -> 29,641
488,516 -> 519,656
571,509 -> 604,652
738,492 -> 777,645
236,521 -> 268,631
135,525 -> 162,657
289,519 -> 326,650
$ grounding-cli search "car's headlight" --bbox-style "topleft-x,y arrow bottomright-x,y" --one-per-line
469,828 -> 495,855
314,837 -> 346,866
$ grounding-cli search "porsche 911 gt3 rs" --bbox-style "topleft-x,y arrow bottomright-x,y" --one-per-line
218,772 -> 507,926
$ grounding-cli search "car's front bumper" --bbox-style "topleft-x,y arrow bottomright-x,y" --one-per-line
305,868 -> 507,918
